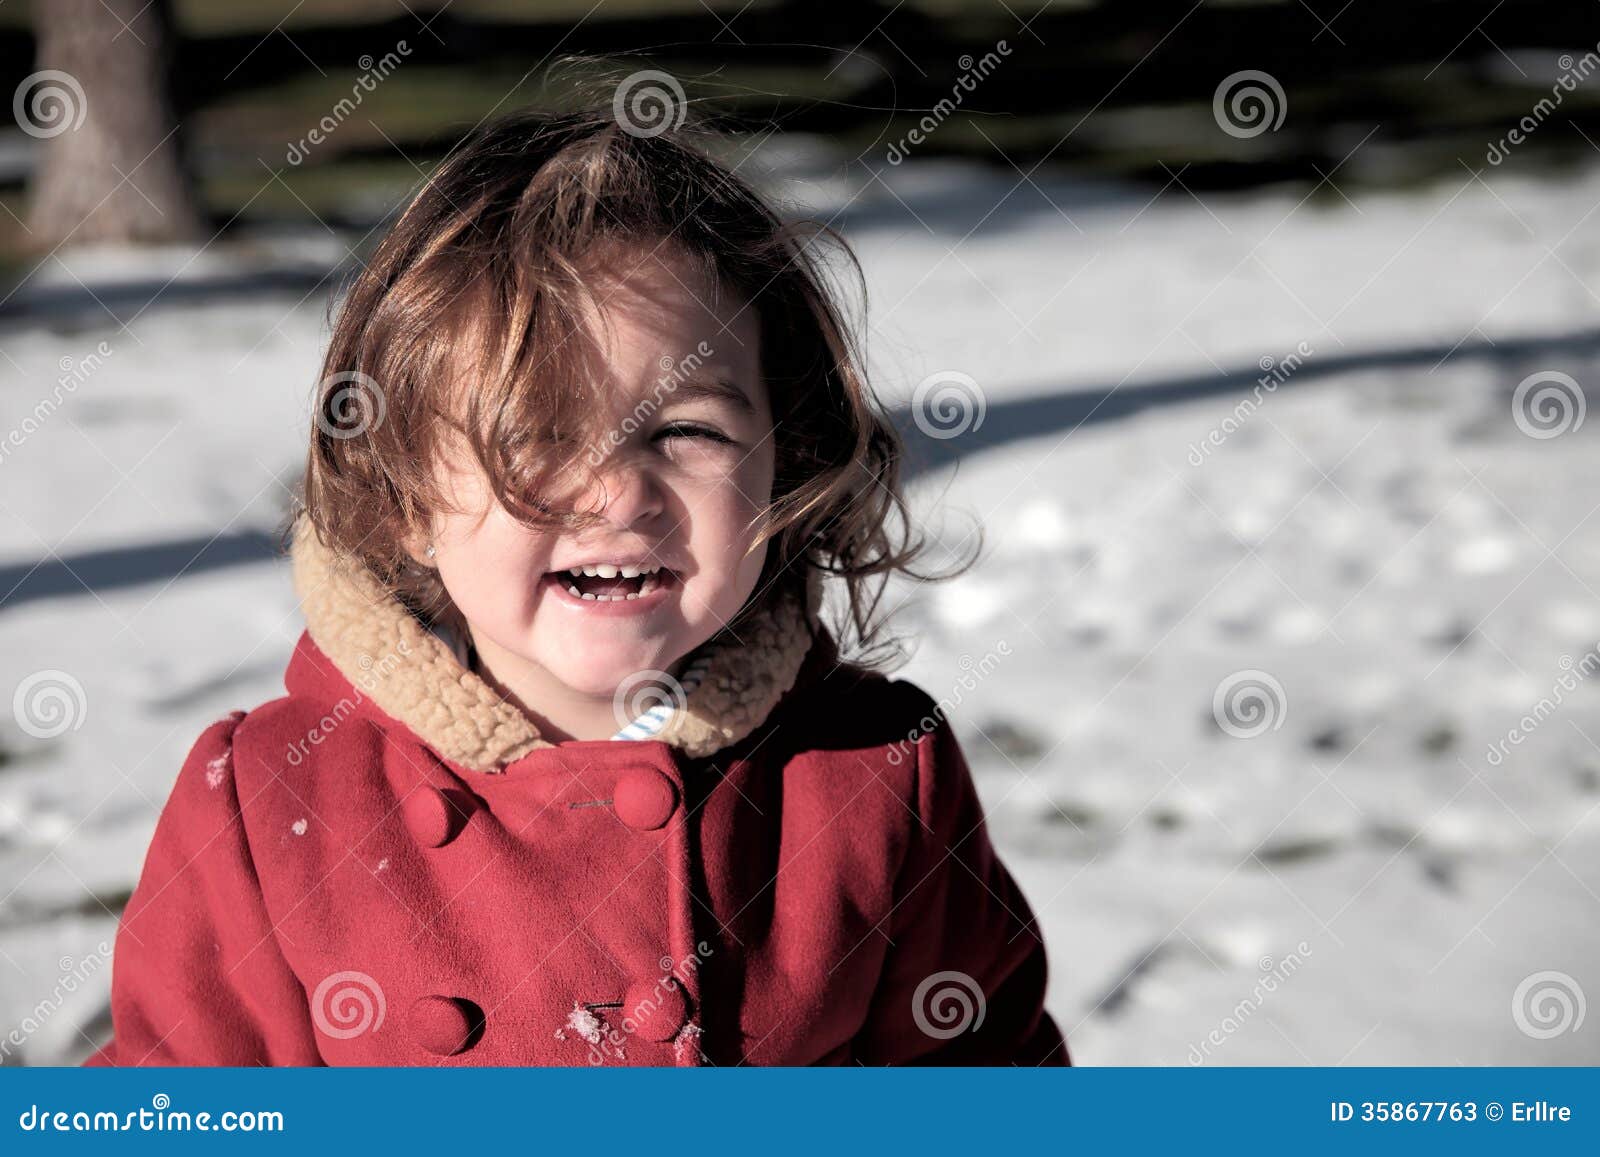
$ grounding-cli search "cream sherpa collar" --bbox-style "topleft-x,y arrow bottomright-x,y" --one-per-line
288,515 -> 819,772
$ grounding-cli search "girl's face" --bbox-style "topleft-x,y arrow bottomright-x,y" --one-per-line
419,247 -> 775,705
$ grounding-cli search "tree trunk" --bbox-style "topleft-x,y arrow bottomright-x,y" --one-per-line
24,0 -> 204,250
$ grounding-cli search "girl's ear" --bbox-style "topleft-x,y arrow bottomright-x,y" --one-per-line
397,517 -> 437,568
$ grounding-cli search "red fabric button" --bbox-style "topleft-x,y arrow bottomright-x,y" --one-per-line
623,979 -> 689,1042
403,786 -> 459,847
407,995 -> 480,1056
613,769 -> 677,830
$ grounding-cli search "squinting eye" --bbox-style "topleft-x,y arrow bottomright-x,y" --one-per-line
654,423 -> 735,446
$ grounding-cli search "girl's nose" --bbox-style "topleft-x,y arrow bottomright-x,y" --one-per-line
592,463 -> 665,528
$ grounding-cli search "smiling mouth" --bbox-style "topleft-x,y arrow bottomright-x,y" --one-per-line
548,563 -> 675,603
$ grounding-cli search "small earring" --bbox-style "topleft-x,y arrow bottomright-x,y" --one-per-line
424,544 -> 436,560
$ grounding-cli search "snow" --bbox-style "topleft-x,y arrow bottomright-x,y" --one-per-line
2,146 -> 1598,1064
672,1022 -> 704,1066
564,1003 -> 605,1046
203,751 -> 229,790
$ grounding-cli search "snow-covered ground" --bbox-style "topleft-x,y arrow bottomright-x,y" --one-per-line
2,145 -> 1598,1065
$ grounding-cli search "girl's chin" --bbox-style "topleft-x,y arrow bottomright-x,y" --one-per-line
520,621 -> 701,703
554,656 -> 687,703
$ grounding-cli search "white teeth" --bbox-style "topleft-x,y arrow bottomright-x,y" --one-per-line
564,562 -> 661,576
562,580 -> 653,603
556,561 -> 668,602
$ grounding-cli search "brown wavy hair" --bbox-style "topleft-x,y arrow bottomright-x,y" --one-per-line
293,107 -> 945,665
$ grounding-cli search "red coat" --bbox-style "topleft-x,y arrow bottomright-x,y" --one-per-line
87,520 -> 1065,1067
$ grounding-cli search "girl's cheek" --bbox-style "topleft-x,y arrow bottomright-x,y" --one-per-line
677,451 -> 755,495
668,443 -> 743,479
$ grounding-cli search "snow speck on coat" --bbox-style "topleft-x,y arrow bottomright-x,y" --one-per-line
564,1003 -> 604,1045
672,1022 -> 704,1065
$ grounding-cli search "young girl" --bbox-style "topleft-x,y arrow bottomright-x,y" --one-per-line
87,109 -> 1066,1067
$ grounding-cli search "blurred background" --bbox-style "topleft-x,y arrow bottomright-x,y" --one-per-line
2,0 -> 1599,1065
